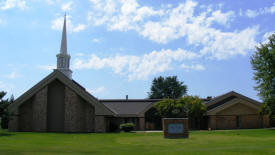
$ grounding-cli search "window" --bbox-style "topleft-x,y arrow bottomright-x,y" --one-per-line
236,116 -> 241,128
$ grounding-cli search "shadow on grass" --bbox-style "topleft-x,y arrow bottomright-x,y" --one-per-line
0,133 -> 13,137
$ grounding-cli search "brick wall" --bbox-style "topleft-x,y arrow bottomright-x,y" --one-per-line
208,116 -> 216,130
95,116 -> 106,132
241,115 -> 262,129
64,87 -> 95,132
216,116 -> 236,130
8,115 -> 18,132
18,97 -> 33,131
139,117 -> 145,130
32,86 -> 47,132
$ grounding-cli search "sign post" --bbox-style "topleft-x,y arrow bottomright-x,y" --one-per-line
163,118 -> 189,138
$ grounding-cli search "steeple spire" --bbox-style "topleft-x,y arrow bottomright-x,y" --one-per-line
56,13 -> 72,79
60,13 -> 67,54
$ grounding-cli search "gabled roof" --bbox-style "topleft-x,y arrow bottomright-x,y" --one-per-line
100,99 -> 160,117
205,91 -> 261,114
9,70 -> 114,116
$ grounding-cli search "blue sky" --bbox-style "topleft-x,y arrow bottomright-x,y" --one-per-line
0,0 -> 274,101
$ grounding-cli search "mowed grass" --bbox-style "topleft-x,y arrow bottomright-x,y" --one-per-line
0,129 -> 275,155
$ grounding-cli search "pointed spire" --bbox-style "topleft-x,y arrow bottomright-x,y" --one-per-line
60,13 -> 67,54
56,13 -> 72,79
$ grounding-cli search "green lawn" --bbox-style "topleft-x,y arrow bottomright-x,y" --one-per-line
0,129 -> 274,155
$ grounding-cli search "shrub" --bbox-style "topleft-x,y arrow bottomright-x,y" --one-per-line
120,123 -> 135,132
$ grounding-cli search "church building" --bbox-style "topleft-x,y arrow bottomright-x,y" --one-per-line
8,15 -> 270,132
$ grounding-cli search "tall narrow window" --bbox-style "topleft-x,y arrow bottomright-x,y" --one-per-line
236,116 -> 241,128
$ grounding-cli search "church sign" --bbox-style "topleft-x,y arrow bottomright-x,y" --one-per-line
163,118 -> 189,138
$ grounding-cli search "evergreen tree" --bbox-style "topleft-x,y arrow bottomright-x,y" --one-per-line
0,91 -> 13,129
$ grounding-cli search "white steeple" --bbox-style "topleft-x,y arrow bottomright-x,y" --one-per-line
56,14 -> 72,79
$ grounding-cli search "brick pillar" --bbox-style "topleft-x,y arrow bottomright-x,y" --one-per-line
32,86 -> 48,132
139,117 -> 145,130
208,116 -> 216,130
263,115 -> 270,128
95,116 -> 106,132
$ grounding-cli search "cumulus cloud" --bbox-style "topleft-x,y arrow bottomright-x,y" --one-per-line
181,64 -> 205,71
87,86 -> 105,95
73,48 -> 198,80
261,31 -> 275,44
5,70 -> 21,79
245,3 -> 275,18
51,15 -> 87,33
0,0 -> 27,10
37,64 -> 56,71
88,0 -> 258,60
61,1 -> 73,11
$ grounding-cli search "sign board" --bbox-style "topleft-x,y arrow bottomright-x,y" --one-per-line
163,118 -> 189,138
168,124 -> 184,134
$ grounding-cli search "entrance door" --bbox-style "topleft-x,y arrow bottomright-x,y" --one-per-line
47,80 -> 65,132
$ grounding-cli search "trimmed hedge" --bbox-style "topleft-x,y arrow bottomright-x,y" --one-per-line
120,123 -> 135,132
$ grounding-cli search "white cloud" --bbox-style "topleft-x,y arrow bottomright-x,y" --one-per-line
88,86 -> 105,94
181,64 -> 205,71
245,9 -> 259,18
0,0 -> 27,10
0,18 -> 5,25
75,53 -> 84,56
61,1 -> 73,11
5,70 -> 21,79
51,15 -> 87,33
261,31 -> 275,44
206,10 -> 234,26
88,0 -> 257,60
37,64 -> 56,71
73,48 -> 198,80
92,38 -> 100,43
0,81 -> 14,93
245,3 -> 275,18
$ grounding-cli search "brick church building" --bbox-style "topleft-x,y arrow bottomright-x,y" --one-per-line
8,15 -> 269,132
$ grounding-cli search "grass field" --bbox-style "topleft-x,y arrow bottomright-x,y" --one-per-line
0,129 -> 274,155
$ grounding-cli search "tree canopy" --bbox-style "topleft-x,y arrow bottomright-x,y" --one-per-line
154,96 -> 206,118
148,76 -> 187,99
251,33 -> 275,115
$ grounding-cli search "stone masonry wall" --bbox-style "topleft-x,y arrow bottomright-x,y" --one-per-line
8,114 -> 19,132
64,87 -> 95,132
19,98 -> 33,131
95,116 -> 105,132
32,86 -> 48,132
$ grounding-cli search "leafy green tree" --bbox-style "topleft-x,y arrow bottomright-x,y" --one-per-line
251,33 -> 275,115
0,91 -> 14,129
154,99 -> 184,118
154,96 -> 206,118
148,76 -> 187,99
178,96 -> 206,118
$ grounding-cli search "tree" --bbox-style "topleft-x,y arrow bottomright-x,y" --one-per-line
251,33 -> 275,115
154,99 -> 184,118
154,96 -> 206,118
0,91 -> 13,129
148,76 -> 187,99
154,96 -> 206,129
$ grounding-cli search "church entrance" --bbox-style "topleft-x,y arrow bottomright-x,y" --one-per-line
47,80 -> 65,132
